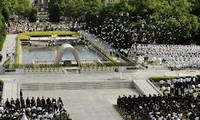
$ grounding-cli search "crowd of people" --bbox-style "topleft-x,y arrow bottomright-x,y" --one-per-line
87,19 -> 132,56
6,19 -> 79,34
0,96 -> 71,120
129,44 -> 200,70
159,77 -> 200,96
117,94 -> 200,120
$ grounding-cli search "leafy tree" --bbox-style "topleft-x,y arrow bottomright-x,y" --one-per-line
27,7 -> 37,22
48,0 -> 61,23
0,15 -> 6,50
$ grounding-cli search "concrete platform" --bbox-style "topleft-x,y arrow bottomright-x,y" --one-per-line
2,79 -> 20,102
23,89 -> 138,120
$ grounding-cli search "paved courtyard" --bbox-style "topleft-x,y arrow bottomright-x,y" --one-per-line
23,89 -> 138,120
1,68 -> 200,120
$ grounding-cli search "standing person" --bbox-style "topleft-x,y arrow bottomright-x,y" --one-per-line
20,89 -> 23,100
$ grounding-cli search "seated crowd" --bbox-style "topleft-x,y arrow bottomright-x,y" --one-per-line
0,97 -> 71,120
129,44 -> 200,70
117,94 -> 200,120
7,19 -> 73,34
159,77 -> 200,95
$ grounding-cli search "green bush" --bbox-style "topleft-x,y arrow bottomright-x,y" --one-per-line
119,53 -> 135,66
149,76 -> 198,82
149,76 -> 178,82
0,80 -> 4,85
82,37 -> 118,64
0,19 -> 6,50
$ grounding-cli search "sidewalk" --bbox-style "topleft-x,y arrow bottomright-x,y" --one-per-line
2,79 -> 20,102
79,31 -> 121,61
1,34 -> 18,64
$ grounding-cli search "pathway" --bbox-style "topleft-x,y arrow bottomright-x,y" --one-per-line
2,79 -> 20,102
1,34 -> 18,64
79,31 -> 120,60
23,89 -> 138,120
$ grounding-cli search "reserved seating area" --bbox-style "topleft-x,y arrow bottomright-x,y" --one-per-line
116,76 -> 200,120
129,44 -> 200,70
0,96 -> 71,120
7,19 -> 72,34
159,76 -> 200,96
117,94 -> 200,120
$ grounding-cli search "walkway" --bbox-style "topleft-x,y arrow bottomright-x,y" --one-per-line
1,34 -> 18,64
2,79 -> 20,102
79,31 -> 112,54
23,89 -> 137,120
79,31 -> 121,60
133,79 -> 161,96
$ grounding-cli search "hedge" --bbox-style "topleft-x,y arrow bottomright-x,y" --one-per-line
149,76 -> 197,82
148,76 -> 177,82
0,80 -> 3,85
81,36 -> 118,64
0,19 -> 6,50
21,31 -> 79,37
118,53 -> 135,66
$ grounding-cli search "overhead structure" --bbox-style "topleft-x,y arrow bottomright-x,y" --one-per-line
55,44 -> 81,66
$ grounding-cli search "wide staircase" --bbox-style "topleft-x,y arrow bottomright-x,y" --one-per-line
21,81 -> 134,91
133,79 -> 162,96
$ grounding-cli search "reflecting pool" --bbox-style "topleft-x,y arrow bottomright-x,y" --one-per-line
21,45 -> 105,64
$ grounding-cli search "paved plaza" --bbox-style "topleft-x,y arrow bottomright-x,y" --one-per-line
23,89 -> 137,120
0,34 -> 17,64
1,68 -> 200,120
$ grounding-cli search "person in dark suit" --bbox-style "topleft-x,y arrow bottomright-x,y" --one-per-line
26,97 -> 31,107
20,89 -> 23,100
31,97 -> 36,107
41,96 -> 46,109
21,97 -> 25,109
36,97 -> 41,107
5,98 -> 10,109
15,98 -> 20,110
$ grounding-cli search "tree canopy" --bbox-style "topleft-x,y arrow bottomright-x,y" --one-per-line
47,0 -> 200,46
0,0 -> 36,50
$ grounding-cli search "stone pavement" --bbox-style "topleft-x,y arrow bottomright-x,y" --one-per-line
78,30 -> 123,61
23,89 -> 138,120
79,30 -> 112,55
2,32 -> 200,120
2,79 -> 20,102
133,79 -> 161,96
1,34 -> 18,64
1,68 -> 200,120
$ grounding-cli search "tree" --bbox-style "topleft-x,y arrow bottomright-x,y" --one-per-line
145,0 -> 199,44
48,0 -> 61,23
27,7 -> 37,22
0,15 -> 6,50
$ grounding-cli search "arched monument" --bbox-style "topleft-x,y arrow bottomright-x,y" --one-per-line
55,44 -> 81,66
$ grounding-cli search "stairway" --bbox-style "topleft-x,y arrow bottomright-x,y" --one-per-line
21,81 -> 134,91
133,79 -> 161,96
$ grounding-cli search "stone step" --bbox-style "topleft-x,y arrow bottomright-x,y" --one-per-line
21,81 -> 134,91
133,79 -> 160,96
